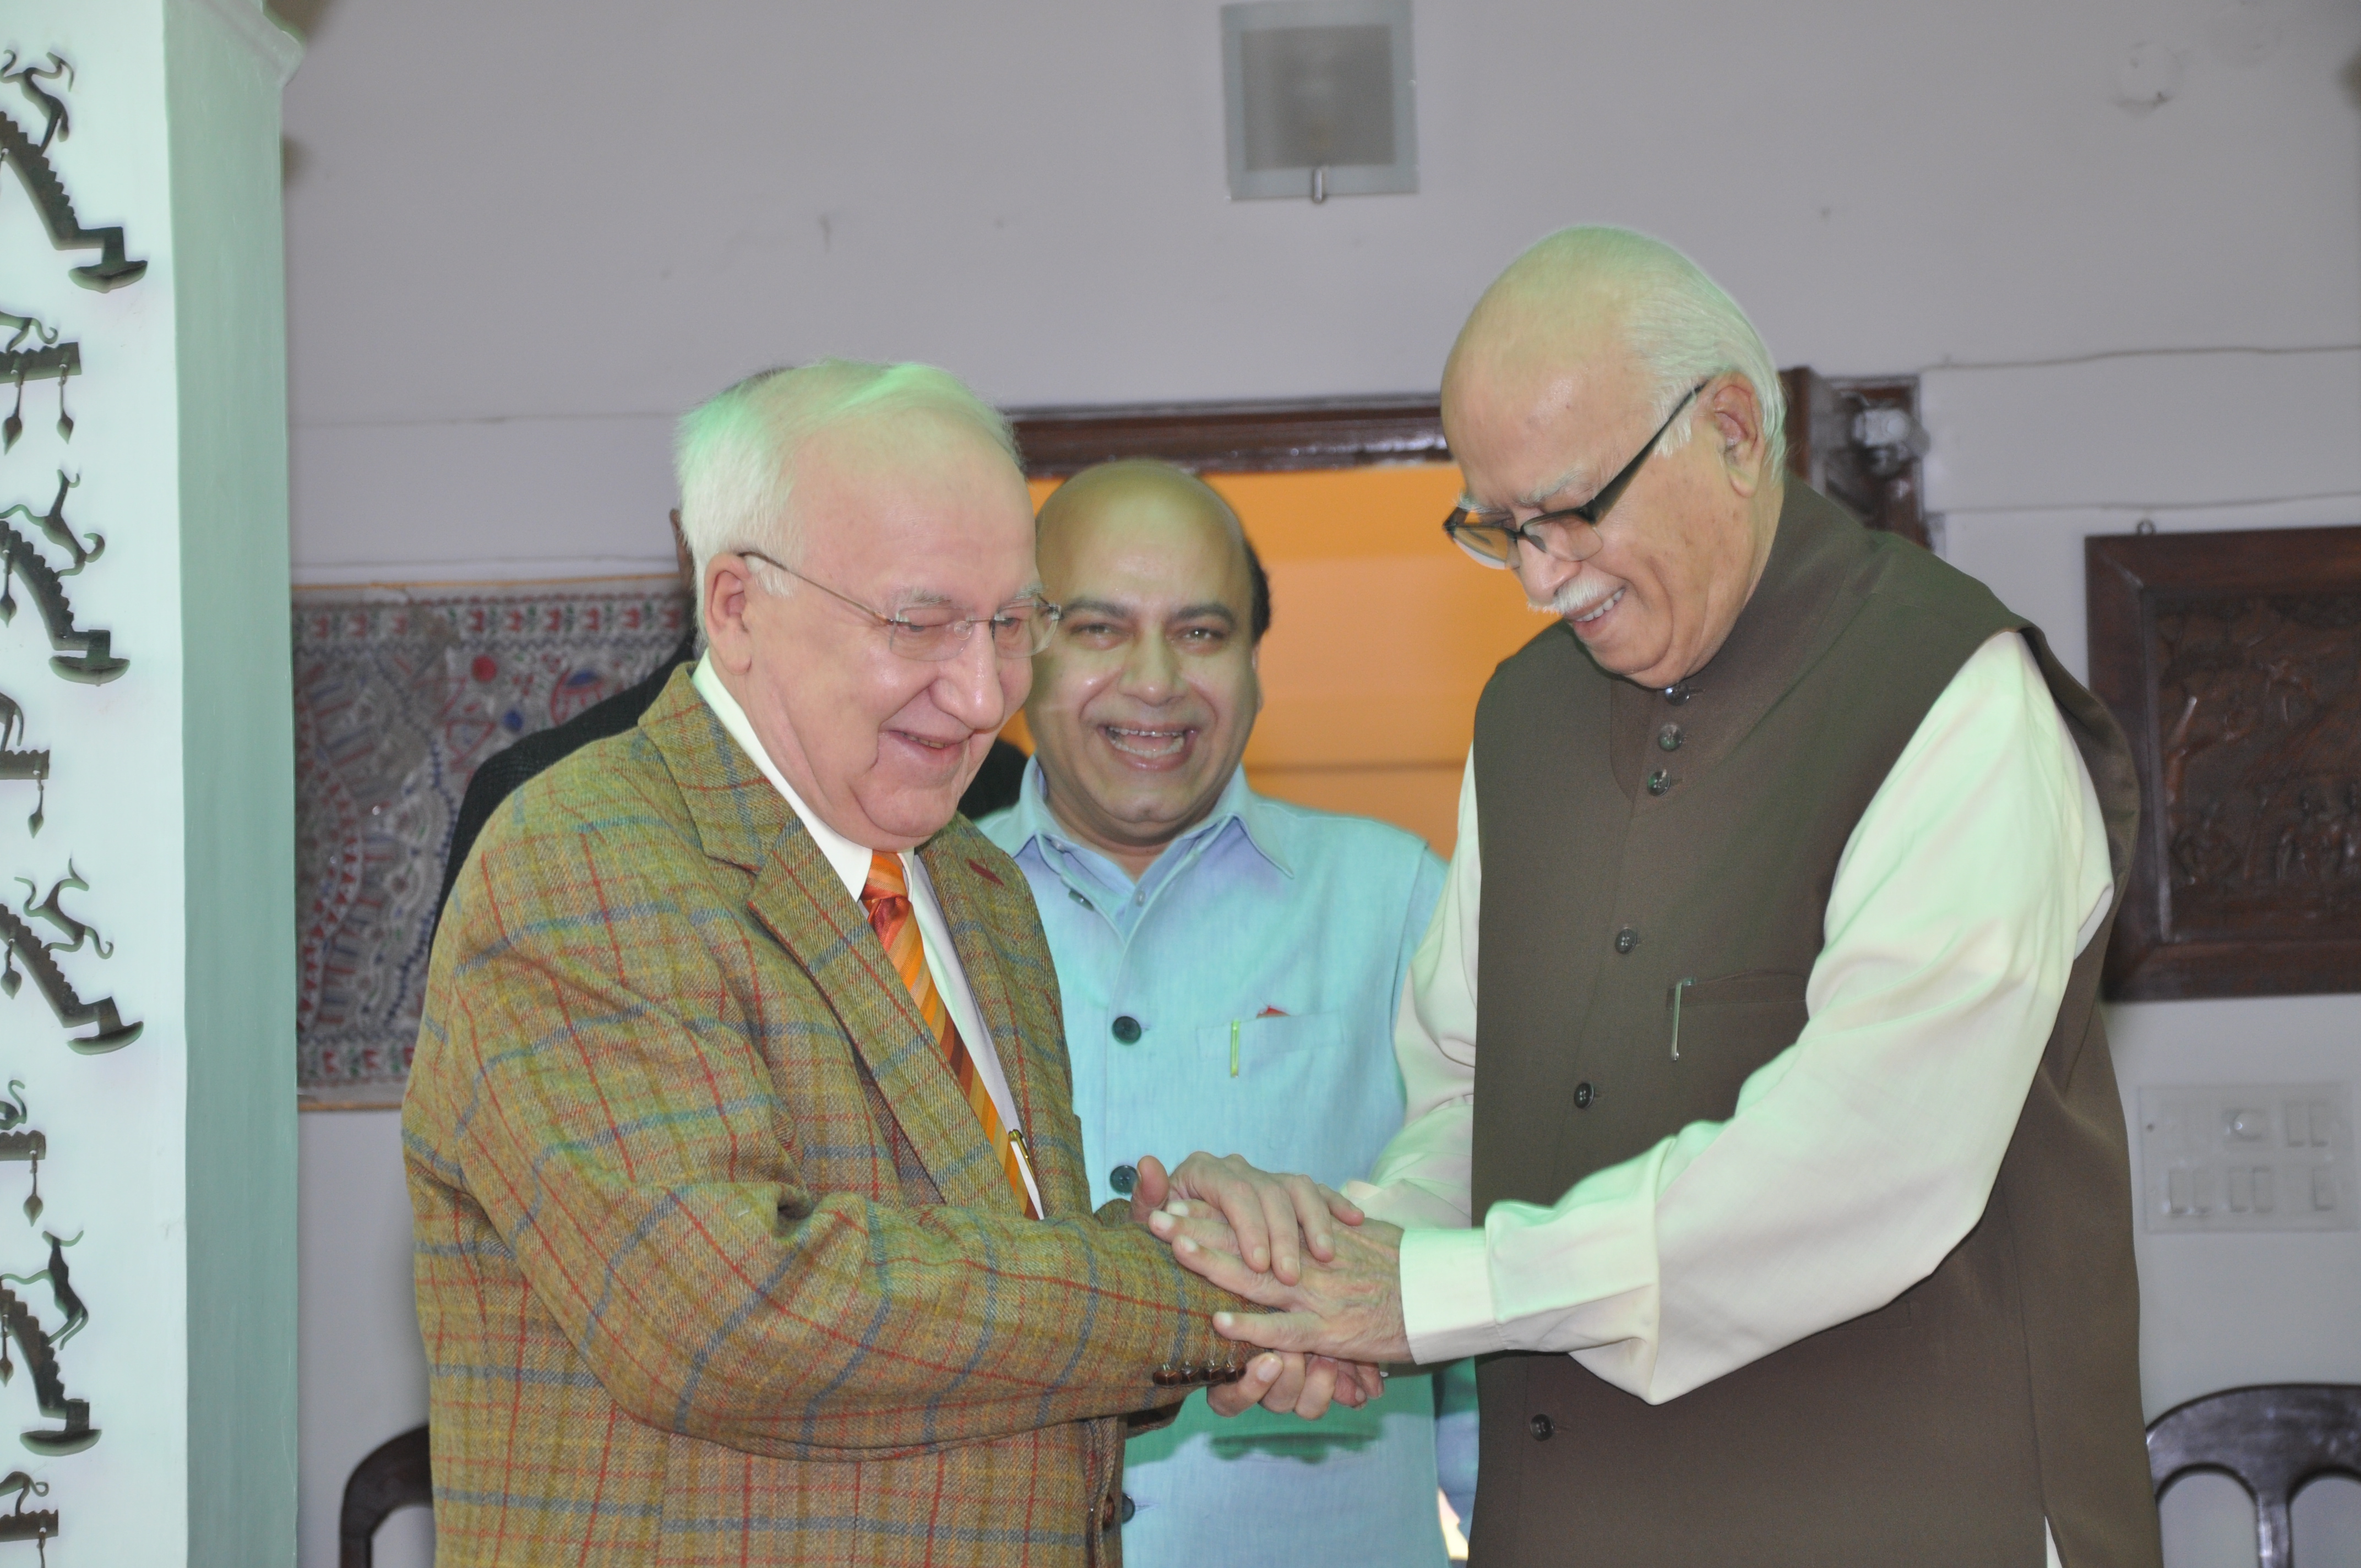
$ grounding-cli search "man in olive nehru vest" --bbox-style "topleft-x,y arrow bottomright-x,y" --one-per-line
1148,227 -> 2162,1566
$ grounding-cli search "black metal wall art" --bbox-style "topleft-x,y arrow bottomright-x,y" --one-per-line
0,52 -> 145,292
0,1472 -> 52,1563
0,53 -> 144,1550
0,1086 -> 44,1226
0,313 -> 73,452
0,492 -> 123,684
0,692 -> 39,835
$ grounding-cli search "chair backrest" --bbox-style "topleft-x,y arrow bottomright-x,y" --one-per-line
2148,1384 -> 2361,1568
339,1423 -> 432,1568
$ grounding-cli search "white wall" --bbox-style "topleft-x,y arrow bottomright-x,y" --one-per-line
298,1110 -> 428,1568
282,1 -> 2361,1562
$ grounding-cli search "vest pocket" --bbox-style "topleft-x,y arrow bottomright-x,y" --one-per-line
1673,969 -> 1810,1009
1662,971 -> 1810,1115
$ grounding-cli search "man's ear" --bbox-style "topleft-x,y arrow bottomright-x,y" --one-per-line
1708,378 -> 1773,498
704,554 -> 759,673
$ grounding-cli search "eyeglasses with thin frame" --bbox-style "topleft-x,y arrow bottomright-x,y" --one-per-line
1441,380 -> 1710,569
735,548 -> 1062,661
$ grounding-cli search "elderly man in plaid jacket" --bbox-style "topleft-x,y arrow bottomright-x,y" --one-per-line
406,360 -> 1382,1566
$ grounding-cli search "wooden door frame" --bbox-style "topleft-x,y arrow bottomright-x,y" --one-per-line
1007,368 -> 1929,546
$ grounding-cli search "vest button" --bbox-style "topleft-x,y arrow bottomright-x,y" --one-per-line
1614,927 -> 1639,954
1112,1015 -> 1142,1043
1120,1493 -> 1136,1525
1658,723 -> 1683,752
1530,1413 -> 1555,1440
1109,1163 -> 1138,1195
1663,682 -> 1696,705
1647,769 -> 1674,796
1068,888 -> 1091,907
1574,1082 -> 1595,1108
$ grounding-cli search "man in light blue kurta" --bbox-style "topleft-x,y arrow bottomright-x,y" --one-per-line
978,460 -> 1468,1567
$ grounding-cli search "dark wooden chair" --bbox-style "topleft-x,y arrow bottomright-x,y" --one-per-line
2148,1384 -> 2361,1567
339,1423 -> 432,1568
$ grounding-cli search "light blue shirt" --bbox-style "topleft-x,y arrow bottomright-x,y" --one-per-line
981,763 -> 1456,1568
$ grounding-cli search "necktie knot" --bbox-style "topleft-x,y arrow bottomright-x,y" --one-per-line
861,851 -> 909,936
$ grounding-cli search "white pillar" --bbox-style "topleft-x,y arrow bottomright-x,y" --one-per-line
0,1 -> 300,1562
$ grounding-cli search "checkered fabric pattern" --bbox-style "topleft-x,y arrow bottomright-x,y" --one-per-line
405,667 -> 1239,1566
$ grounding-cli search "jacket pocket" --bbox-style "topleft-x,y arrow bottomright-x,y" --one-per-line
1663,970 -> 1811,1118
1672,968 -> 1809,1010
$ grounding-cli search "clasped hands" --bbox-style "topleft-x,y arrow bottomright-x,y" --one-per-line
1127,1152 -> 1410,1421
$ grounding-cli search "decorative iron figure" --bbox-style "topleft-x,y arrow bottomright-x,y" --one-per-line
0,508 -> 124,684
0,477 -> 97,576
0,1086 -> 43,1227
4,1234 -> 85,1352
0,693 -> 40,835
0,1243 -> 96,1455
15,868 -> 107,961
1,54 -> 69,150
0,52 -> 144,292
0,901 -> 139,1053
0,313 -> 74,451
0,1471 -> 56,1565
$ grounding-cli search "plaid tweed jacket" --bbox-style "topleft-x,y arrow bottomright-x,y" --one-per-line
406,668 -> 1240,1566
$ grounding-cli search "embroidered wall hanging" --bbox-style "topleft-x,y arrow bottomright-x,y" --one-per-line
293,580 -> 688,1096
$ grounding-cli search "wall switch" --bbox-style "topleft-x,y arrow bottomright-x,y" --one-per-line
2138,1084 -> 2354,1234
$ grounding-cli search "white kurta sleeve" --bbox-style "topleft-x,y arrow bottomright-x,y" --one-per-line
1389,631 -> 2115,1401
1343,755 -> 1481,1234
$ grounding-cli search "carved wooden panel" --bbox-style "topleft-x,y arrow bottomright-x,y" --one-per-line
2088,525 -> 2361,999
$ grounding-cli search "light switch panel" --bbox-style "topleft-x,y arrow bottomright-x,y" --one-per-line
2138,1084 -> 2354,1233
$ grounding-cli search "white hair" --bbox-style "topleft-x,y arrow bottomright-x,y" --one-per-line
1521,227 -> 1786,471
672,358 -> 1019,620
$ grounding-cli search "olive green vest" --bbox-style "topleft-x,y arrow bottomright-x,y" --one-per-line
1466,486 -> 2159,1568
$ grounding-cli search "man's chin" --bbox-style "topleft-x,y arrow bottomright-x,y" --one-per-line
859,783 -> 970,844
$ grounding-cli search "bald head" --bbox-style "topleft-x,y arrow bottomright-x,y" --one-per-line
1025,460 -> 1270,878
1038,461 -> 1269,641
1444,227 -> 1783,475
1438,227 -> 1789,690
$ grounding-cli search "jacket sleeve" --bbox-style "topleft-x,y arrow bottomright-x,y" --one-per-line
410,810 -> 1241,1462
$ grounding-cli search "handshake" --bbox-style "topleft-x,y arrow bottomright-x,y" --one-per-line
1127,1151 -> 1413,1422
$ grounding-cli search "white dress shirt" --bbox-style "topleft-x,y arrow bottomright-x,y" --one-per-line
1346,630 -> 2109,1567
692,656 -> 1042,1213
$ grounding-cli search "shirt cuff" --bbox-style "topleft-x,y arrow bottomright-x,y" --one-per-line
1344,1177 -> 1468,1232
1400,1226 -> 1506,1364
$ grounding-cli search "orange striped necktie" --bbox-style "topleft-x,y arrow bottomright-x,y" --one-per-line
859,852 -> 1038,1218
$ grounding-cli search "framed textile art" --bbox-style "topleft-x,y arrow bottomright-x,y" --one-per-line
294,580 -> 688,1101
2087,525 -> 2361,1000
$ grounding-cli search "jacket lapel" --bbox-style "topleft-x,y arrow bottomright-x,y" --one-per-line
921,831 -> 1091,1221
640,671 -> 1020,1217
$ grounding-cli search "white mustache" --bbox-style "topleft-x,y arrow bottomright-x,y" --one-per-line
1533,575 -> 1622,619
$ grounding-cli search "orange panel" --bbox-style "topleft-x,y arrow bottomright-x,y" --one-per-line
1017,465 -> 1537,853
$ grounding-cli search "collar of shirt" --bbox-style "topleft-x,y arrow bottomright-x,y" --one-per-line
1001,754 -> 1293,905
689,653 -> 878,906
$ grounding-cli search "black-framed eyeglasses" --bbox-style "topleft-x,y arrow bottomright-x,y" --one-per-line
735,548 -> 1062,661
1441,380 -> 1710,569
